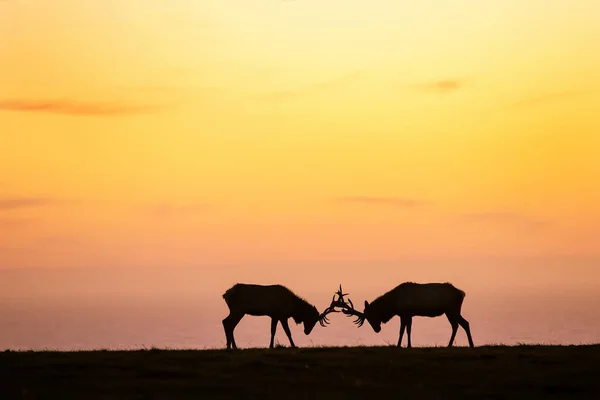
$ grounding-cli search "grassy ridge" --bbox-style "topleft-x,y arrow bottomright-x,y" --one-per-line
2,345 -> 600,399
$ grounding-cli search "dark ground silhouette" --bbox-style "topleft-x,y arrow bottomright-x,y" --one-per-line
2,345 -> 599,399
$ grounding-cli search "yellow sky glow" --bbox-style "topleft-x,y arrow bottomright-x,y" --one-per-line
1,0 -> 599,293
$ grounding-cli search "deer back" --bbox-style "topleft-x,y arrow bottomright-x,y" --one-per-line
223,283 -> 308,318
375,282 -> 466,317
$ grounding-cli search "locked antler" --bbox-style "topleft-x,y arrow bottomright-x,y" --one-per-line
319,284 -> 366,327
331,284 -> 366,327
335,284 -> 349,304
318,294 -> 340,327
339,296 -> 366,327
318,284 -> 352,327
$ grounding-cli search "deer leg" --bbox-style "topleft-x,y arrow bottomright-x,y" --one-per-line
446,313 -> 459,347
269,317 -> 278,349
398,318 -> 406,347
222,315 -> 231,349
280,319 -> 296,348
406,317 -> 413,348
458,315 -> 475,348
224,313 -> 244,350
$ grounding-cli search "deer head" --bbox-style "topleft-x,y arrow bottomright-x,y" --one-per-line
337,290 -> 381,332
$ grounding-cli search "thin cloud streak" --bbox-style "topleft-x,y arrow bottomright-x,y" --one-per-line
338,196 -> 427,208
0,197 -> 62,210
0,217 -> 35,227
506,90 -> 584,110
460,211 -> 549,229
0,99 -> 166,116
412,78 -> 465,93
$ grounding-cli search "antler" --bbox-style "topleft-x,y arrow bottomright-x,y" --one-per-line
319,284 -> 366,327
325,284 -> 366,328
339,297 -> 366,328
335,284 -> 349,303
318,294 -> 340,327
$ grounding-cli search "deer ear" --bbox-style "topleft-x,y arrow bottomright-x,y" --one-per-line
364,300 -> 369,308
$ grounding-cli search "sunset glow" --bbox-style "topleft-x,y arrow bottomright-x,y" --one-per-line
1,0 -> 599,309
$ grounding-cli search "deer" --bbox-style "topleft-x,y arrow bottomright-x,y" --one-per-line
338,282 -> 475,348
221,283 -> 339,349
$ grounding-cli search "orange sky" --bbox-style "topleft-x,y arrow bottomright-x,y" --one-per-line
1,0 -> 599,298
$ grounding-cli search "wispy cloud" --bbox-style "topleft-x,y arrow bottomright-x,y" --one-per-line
150,203 -> 210,217
460,211 -> 549,230
260,71 -> 363,101
0,217 -> 34,227
506,90 -> 584,110
0,99 -> 166,116
338,196 -> 427,208
0,197 -> 62,210
412,78 -> 465,93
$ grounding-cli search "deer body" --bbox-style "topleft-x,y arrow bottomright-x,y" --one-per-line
384,282 -> 466,318
342,282 -> 475,348
222,283 -> 333,349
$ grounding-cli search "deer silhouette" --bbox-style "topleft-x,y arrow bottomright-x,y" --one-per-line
339,282 -> 475,348
222,283 -> 337,349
